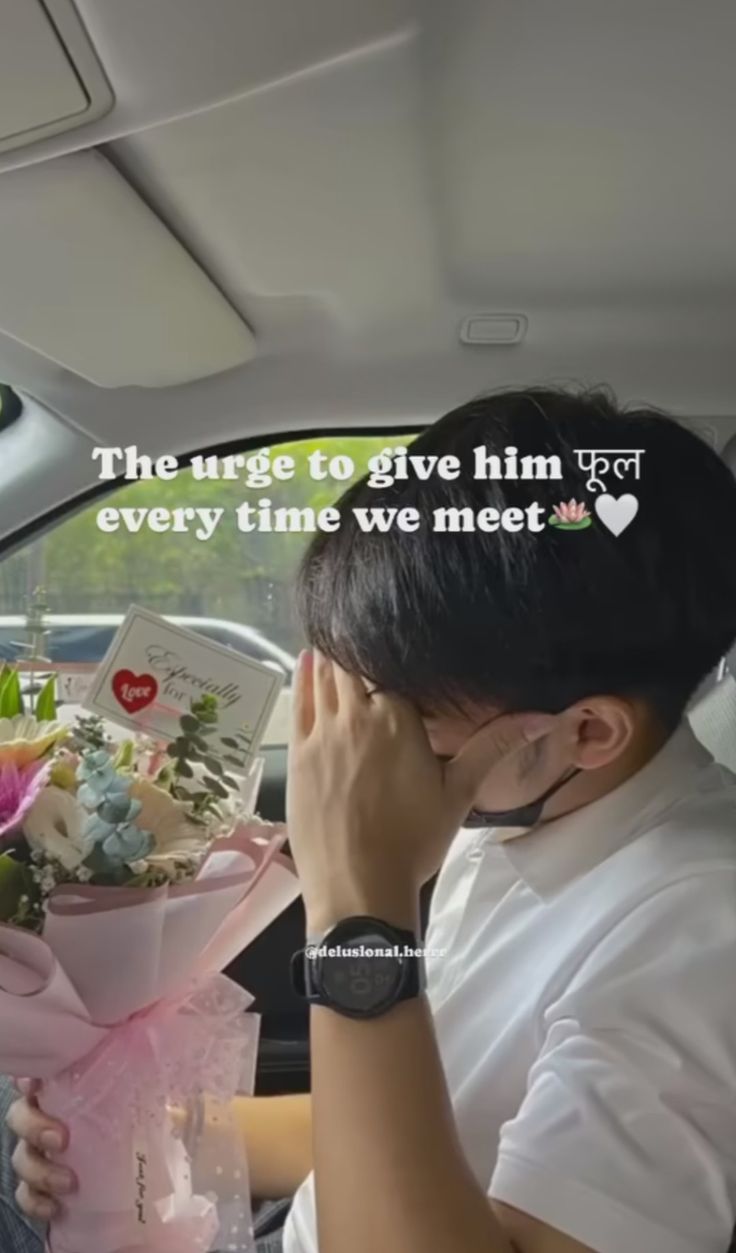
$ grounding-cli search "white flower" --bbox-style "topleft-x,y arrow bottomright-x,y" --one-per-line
23,785 -> 93,871
39,866 -> 57,895
128,779 -> 211,869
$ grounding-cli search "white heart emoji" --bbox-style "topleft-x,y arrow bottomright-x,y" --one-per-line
594,493 -> 639,536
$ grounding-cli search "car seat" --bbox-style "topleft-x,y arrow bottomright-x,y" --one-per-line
688,660 -> 736,775
687,658 -> 736,1253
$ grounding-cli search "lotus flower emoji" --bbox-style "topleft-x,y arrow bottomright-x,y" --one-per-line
548,499 -> 592,530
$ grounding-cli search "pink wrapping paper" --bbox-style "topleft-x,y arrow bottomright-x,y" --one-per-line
0,827 -> 300,1253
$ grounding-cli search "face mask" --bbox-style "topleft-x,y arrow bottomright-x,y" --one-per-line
464,766 -> 582,829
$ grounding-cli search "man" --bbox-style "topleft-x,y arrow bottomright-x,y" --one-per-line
5,387 -> 736,1252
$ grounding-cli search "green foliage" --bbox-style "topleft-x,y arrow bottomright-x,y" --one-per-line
0,668 -> 23,718
35,675 -> 57,722
159,695 -> 255,819
0,853 -> 24,915
113,739 -> 136,771
0,854 -> 36,926
164,695 -> 241,819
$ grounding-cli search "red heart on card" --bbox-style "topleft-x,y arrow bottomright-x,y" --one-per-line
111,669 -> 158,715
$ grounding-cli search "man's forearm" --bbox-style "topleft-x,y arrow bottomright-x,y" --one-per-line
311,994 -> 516,1253
231,1094 -> 312,1200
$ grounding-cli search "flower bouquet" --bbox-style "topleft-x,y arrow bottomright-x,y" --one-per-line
0,665 -> 299,1253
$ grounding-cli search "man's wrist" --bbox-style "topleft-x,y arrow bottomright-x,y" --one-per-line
305,887 -> 420,936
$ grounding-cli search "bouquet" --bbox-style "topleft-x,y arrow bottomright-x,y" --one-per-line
0,665 -> 299,1253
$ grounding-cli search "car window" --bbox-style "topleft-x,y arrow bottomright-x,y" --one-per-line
0,435 -> 412,745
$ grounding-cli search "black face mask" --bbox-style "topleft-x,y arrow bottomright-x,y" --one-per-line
464,766 -> 582,829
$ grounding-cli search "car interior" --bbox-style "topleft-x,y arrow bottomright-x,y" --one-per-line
2,0 -> 736,1147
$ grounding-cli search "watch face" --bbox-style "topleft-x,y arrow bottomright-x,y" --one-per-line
318,928 -> 405,1016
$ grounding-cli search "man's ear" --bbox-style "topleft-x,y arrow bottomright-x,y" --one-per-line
563,696 -> 638,770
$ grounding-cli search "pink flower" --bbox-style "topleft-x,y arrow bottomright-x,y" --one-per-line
0,759 -> 51,840
553,498 -> 590,524
145,745 -> 170,779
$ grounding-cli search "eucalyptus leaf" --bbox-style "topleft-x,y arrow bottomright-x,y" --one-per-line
202,756 -> 224,776
179,715 -> 200,735
203,775 -> 229,799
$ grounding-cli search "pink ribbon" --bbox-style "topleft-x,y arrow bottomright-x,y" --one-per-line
43,973 -> 259,1253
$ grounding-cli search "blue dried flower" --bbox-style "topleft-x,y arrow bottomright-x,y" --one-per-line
76,749 -> 113,779
98,792 -> 142,826
77,753 -> 153,871
100,823 -> 154,867
76,750 -> 120,807
84,814 -> 112,843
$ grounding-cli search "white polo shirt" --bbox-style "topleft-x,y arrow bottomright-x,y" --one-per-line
283,722 -> 736,1253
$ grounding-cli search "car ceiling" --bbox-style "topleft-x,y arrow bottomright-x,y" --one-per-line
1,0 -> 736,544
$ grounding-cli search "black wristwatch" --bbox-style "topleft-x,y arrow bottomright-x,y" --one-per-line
291,915 -> 425,1019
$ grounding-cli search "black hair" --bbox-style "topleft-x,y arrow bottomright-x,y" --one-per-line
297,387 -> 736,730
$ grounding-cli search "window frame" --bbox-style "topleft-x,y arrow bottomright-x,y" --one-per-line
0,423 -> 424,747
0,423 -> 425,563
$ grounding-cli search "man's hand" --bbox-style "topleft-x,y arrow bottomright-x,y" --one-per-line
287,650 -> 554,932
5,1084 -> 76,1222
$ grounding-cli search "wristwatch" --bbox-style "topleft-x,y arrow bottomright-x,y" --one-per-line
291,915 -> 426,1019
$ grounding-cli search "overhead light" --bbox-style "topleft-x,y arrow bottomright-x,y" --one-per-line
459,315 -> 528,345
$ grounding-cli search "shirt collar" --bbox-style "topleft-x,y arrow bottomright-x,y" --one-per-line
489,721 -> 714,901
